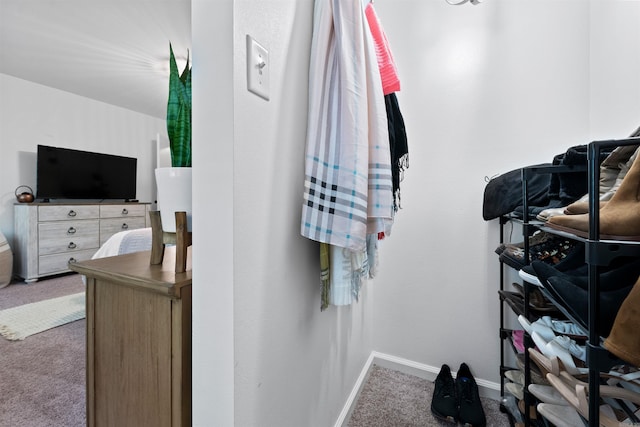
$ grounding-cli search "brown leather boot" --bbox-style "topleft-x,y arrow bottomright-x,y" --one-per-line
563,147 -> 638,215
563,200 -> 607,215
604,275 -> 640,367
547,149 -> 640,241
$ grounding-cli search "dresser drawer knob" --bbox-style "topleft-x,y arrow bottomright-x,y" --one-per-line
68,257 -> 77,264
121,223 -> 129,230
68,242 -> 77,249
68,210 -> 77,217
122,208 -> 129,215
67,227 -> 77,234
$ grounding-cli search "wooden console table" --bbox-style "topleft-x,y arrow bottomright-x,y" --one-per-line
69,247 -> 191,427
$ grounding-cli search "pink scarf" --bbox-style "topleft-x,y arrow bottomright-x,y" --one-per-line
365,3 -> 401,95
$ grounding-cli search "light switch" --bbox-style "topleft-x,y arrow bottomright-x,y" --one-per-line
246,35 -> 270,101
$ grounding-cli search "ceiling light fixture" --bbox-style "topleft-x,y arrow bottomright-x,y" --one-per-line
446,0 -> 483,5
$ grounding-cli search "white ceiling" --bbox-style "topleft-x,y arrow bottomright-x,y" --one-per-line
0,0 -> 191,119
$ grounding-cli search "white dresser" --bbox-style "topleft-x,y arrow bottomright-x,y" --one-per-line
14,202 -> 150,282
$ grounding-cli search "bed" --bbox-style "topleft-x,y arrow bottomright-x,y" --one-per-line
80,228 -> 152,284
91,227 -> 153,259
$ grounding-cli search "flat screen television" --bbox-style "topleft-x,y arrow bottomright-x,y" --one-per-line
36,145 -> 137,201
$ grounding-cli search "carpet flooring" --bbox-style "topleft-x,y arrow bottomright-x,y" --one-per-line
347,365 -> 512,427
0,274 -> 86,427
1,274 -> 513,427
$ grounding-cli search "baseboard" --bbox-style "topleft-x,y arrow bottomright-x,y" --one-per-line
333,352 -> 377,427
371,352 -> 502,400
334,351 -> 503,427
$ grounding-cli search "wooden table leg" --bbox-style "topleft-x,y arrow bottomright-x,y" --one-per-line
149,210 -> 165,265
175,212 -> 192,273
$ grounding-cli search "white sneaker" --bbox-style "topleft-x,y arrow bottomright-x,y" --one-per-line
517,315 -> 555,342
531,331 -> 588,376
549,335 -> 586,362
518,315 -> 587,343
537,316 -> 587,337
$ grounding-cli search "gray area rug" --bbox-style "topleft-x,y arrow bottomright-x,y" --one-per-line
347,365 -> 511,427
0,292 -> 85,340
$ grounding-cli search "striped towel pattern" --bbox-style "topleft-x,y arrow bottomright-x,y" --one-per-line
301,0 -> 394,252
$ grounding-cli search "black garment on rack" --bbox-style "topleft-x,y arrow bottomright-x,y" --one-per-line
511,144 -> 614,219
482,163 -> 552,221
384,92 -> 408,212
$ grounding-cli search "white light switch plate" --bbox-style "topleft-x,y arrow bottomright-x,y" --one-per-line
246,35 -> 269,100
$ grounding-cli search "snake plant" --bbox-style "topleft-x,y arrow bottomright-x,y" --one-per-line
166,43 -> 192,167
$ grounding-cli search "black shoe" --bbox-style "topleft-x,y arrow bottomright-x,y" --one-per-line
499,235 -> 580,270
456,363 -> 486,427
531,256 -> 640,291
431,364 -> 458,423
541,276 -> 635,336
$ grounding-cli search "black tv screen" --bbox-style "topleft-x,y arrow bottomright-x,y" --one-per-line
36,145 -> 137,200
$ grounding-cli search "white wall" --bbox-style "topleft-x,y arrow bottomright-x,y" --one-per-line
589,0 -> 640,139
3,1 -> 638,426
232,1 -> 374,424
192,1 -> 374,426
191,0 -> 234,425
193,0 -> 640,425
371,0 -> 639,386
0,73 -> 165,246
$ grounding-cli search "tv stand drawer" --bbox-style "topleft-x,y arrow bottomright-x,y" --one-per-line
100,204 -> 146,219
39,205 -> 99,221
38,220 -> 100,255
39,249 -> 96,276
14,202 -> 151,282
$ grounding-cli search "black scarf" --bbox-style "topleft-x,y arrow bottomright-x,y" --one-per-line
385,92 -> 409,211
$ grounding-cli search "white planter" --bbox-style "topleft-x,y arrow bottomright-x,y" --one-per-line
155,167 -> 192,233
